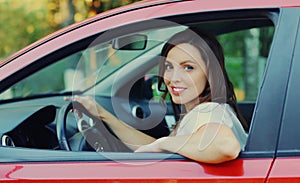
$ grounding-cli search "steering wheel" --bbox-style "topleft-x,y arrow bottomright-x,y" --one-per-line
57,101 -> 131,152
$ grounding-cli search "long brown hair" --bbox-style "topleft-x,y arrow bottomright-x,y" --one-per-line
158,27 -> 249,131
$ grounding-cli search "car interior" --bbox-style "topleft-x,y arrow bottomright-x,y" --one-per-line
0,10 -> 276,159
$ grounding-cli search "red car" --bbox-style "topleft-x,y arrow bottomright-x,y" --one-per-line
1,0 -> 300,182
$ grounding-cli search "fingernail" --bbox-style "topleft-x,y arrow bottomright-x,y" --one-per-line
64,96 -> 70,101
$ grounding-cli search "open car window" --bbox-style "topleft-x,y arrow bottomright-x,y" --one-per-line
0,9 -> 276,162
143,26 -> 274,128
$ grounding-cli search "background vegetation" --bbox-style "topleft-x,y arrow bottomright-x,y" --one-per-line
0,0 -> 141,61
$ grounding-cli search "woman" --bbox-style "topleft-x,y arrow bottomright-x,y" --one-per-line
73,28 -> 248,164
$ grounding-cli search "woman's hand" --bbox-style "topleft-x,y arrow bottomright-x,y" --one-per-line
66,95 -> 114,122
72,96 -> 100,117
64,95 -> 157,151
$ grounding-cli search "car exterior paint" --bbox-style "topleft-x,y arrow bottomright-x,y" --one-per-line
1,0 -> 300,182
1,159 -> 273,182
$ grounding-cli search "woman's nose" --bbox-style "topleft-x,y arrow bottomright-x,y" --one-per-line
170,67 -> 182,82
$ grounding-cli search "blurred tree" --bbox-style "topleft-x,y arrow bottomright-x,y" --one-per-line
219,27 -> 274,101
243,29 -> 260,101
0,0 -> 141,61
0,1 -> 55,60
47,0 -> 141,29
243,28 -> 274,101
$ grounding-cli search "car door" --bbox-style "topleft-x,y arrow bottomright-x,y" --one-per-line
0,1 -> 295,182
267,7 -> 300,183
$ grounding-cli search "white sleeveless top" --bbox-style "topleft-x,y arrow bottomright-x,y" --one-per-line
173,102 -> 248,150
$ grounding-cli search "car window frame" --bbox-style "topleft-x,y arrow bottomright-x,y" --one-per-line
242,7 -> 299,158
275,7 -> 300,157
0,8 -> 284,162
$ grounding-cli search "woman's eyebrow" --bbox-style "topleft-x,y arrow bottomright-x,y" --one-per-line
165,60 -> 197,65
164,60 -> 172,64
180,60 -> 197,65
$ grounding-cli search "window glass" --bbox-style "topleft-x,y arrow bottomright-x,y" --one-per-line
219,27 -> 274,102
0,26 -> 186,100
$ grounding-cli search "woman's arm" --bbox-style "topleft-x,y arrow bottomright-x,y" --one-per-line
73,96 -> 156,150
136,123 -> 241,164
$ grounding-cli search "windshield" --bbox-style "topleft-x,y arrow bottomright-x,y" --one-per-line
0,26 -> 187,100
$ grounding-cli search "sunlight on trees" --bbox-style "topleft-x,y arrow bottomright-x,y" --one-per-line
0,0 -> 54,59
0,0 -> 141,61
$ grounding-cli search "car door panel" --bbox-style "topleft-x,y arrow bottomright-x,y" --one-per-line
0,151 -> 273,182
268,158 -> 300,183
268,8 -> 300,182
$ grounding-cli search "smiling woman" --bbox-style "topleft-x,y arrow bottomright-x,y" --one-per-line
73,27 -> 248,164
3,0 -> 298,181
163,43 -> 208,108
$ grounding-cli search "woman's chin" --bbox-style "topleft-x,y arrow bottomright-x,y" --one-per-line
172,98 -> 184,105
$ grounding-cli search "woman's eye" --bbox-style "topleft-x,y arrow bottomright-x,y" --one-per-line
184,65 -> 194,71
165,64 -> 173,70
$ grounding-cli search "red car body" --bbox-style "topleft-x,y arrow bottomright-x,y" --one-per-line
1,0 -> 300,182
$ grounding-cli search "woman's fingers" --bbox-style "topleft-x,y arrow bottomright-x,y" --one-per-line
70,96 -> 99,117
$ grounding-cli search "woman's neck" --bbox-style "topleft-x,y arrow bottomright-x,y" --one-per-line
184,97 -> 201,112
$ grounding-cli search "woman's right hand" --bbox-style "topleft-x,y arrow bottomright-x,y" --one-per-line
65,96 -> 157,150
70,95 -> 115,122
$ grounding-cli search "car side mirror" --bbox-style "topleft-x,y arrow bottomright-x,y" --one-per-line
112,34 -> 147,50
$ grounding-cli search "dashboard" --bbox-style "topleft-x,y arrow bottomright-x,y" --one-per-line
1,105 -> 58,149
0,96 -> 70,149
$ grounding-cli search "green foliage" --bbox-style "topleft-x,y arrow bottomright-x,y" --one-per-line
218,31 -> 246,58
0,0 -> 142,61
225,57 -> 244,90
0,2 -> 55,60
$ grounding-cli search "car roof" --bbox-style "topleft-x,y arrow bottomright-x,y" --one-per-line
1,0 -> 300,67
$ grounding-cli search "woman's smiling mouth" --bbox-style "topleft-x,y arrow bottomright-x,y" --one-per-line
171,86 -> 186,95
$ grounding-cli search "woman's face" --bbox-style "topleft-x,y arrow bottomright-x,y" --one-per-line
164,43 -> 207,110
